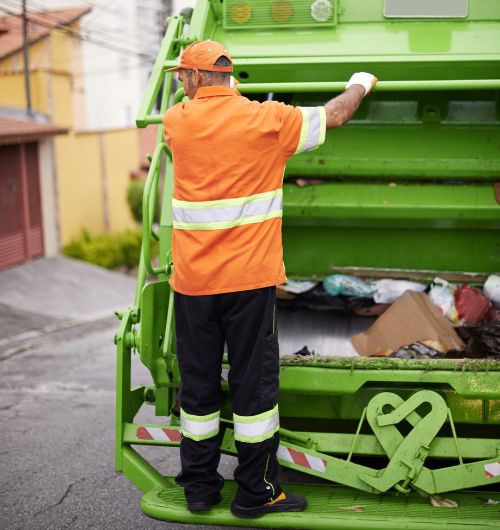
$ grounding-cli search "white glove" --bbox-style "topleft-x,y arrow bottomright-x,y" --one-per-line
230,75 -> 241,95
346,72 -> 378,95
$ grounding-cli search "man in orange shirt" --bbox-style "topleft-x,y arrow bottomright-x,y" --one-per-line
163,40 -> 377,518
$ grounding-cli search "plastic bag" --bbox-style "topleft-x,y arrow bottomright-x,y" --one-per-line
483,275 -> 500,307
282,280 -> 317,294
323,274 -> 374,297
455,284 -> 491,324
373,279 -> 426,304
429,277 -> 459,323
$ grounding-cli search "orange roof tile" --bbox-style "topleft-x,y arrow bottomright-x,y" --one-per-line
0,7 -> 90,61
0,117 -> 68,145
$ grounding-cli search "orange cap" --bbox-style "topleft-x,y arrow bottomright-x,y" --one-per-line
165,40 -> 233,73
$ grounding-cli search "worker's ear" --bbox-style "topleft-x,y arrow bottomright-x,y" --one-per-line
191,68 -> 201,87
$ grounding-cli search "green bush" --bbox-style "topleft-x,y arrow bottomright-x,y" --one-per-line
82,234 -> 124,270
127,180 -> 144,224
127,180 -> 160,224
63,229 -> 158,270
115,230 -> 143,269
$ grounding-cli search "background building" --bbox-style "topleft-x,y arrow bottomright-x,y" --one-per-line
0,1 -> 190,269
0,0 -> 172,130
0,8 -> 88,268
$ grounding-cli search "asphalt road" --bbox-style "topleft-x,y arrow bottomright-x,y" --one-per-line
0,312 -> 245,530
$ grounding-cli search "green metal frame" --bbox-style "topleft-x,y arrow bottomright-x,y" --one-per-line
116,299 -> 500,493
115,1 -> 500,527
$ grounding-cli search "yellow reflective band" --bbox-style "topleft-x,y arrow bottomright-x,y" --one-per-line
173,188 -> 282,210
173,210 -> 282,231
295,107 -> 310,154
180,408 -> 220,441
318,106 -> 326,147
295,106 -> 327,155
233,405 -> 280,443
172,188 -> 283,230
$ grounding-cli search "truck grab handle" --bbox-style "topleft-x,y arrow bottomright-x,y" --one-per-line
237,79 -> 500,93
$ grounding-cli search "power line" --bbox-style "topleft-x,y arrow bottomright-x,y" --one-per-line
0,31 -> 154,79
2,0 -> 164,55
0,20 -> 159,79
21,0 -> 32,115
0,1 -> 157,59
82,26 -> 160,54
33,0 -> 157,48
0,38 -> 155,79
0,0 -> 169,85
78,0 -> 125,18
0,0 -> 123,49
78,59 -> 152,78
0,0 -> 155,57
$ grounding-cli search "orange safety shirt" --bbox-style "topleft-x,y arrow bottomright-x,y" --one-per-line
163,85 -> 326,296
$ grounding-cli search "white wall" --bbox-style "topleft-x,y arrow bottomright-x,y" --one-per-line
80,1 -> 147,129
38,139 -> 59,256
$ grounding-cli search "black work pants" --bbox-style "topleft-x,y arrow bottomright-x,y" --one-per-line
174,286 -> 282,506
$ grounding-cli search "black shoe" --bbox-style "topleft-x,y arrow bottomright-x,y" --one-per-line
187,492 -> 222,512
231,492 -> 307,519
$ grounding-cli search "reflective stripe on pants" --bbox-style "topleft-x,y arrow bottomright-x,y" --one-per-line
180,408 -> 220,441
234,405 -> 280,443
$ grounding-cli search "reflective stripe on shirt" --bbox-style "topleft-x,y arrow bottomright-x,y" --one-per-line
180,408 -> 220,441
233,404 -> 280,443
172,189 -> 283,230
295,106 -> 327,154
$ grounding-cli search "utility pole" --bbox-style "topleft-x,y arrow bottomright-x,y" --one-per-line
22,0 -> 33,117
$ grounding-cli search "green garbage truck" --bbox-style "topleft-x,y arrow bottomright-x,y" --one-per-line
114,0 -> 500,527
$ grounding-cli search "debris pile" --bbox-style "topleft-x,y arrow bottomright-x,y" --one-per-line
351,291 -> 464,357
278,274 -> 500,359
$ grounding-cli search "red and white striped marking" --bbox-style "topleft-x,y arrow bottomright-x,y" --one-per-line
277,444 -> 327,473
136,426 -> 182,442
484,462 -> 500,478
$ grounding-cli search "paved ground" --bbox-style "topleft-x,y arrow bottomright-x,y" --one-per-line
0,325 -> 244,530
0,257 -> 244,530
0,256 -> 137,322
0,256 -> 370,530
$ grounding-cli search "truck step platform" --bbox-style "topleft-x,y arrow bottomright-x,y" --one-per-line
141,479 -> 500,529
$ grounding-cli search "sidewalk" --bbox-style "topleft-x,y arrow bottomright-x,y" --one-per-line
0,256 -> 135,341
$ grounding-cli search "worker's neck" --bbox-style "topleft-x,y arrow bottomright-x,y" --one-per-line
200,80 -> 230,89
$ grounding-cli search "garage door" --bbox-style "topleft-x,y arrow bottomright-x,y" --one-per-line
0,143 -> 44,269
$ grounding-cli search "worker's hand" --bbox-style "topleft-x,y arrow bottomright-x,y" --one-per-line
346,72 -> 378,96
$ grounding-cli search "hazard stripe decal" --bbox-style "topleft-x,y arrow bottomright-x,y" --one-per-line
134,427 -> 326,473
277,444 -> 327,473
136,426 -> 182,442
484,462 -> 500,478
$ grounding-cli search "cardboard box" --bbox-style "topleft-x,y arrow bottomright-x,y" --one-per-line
351,291 -> 465,357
